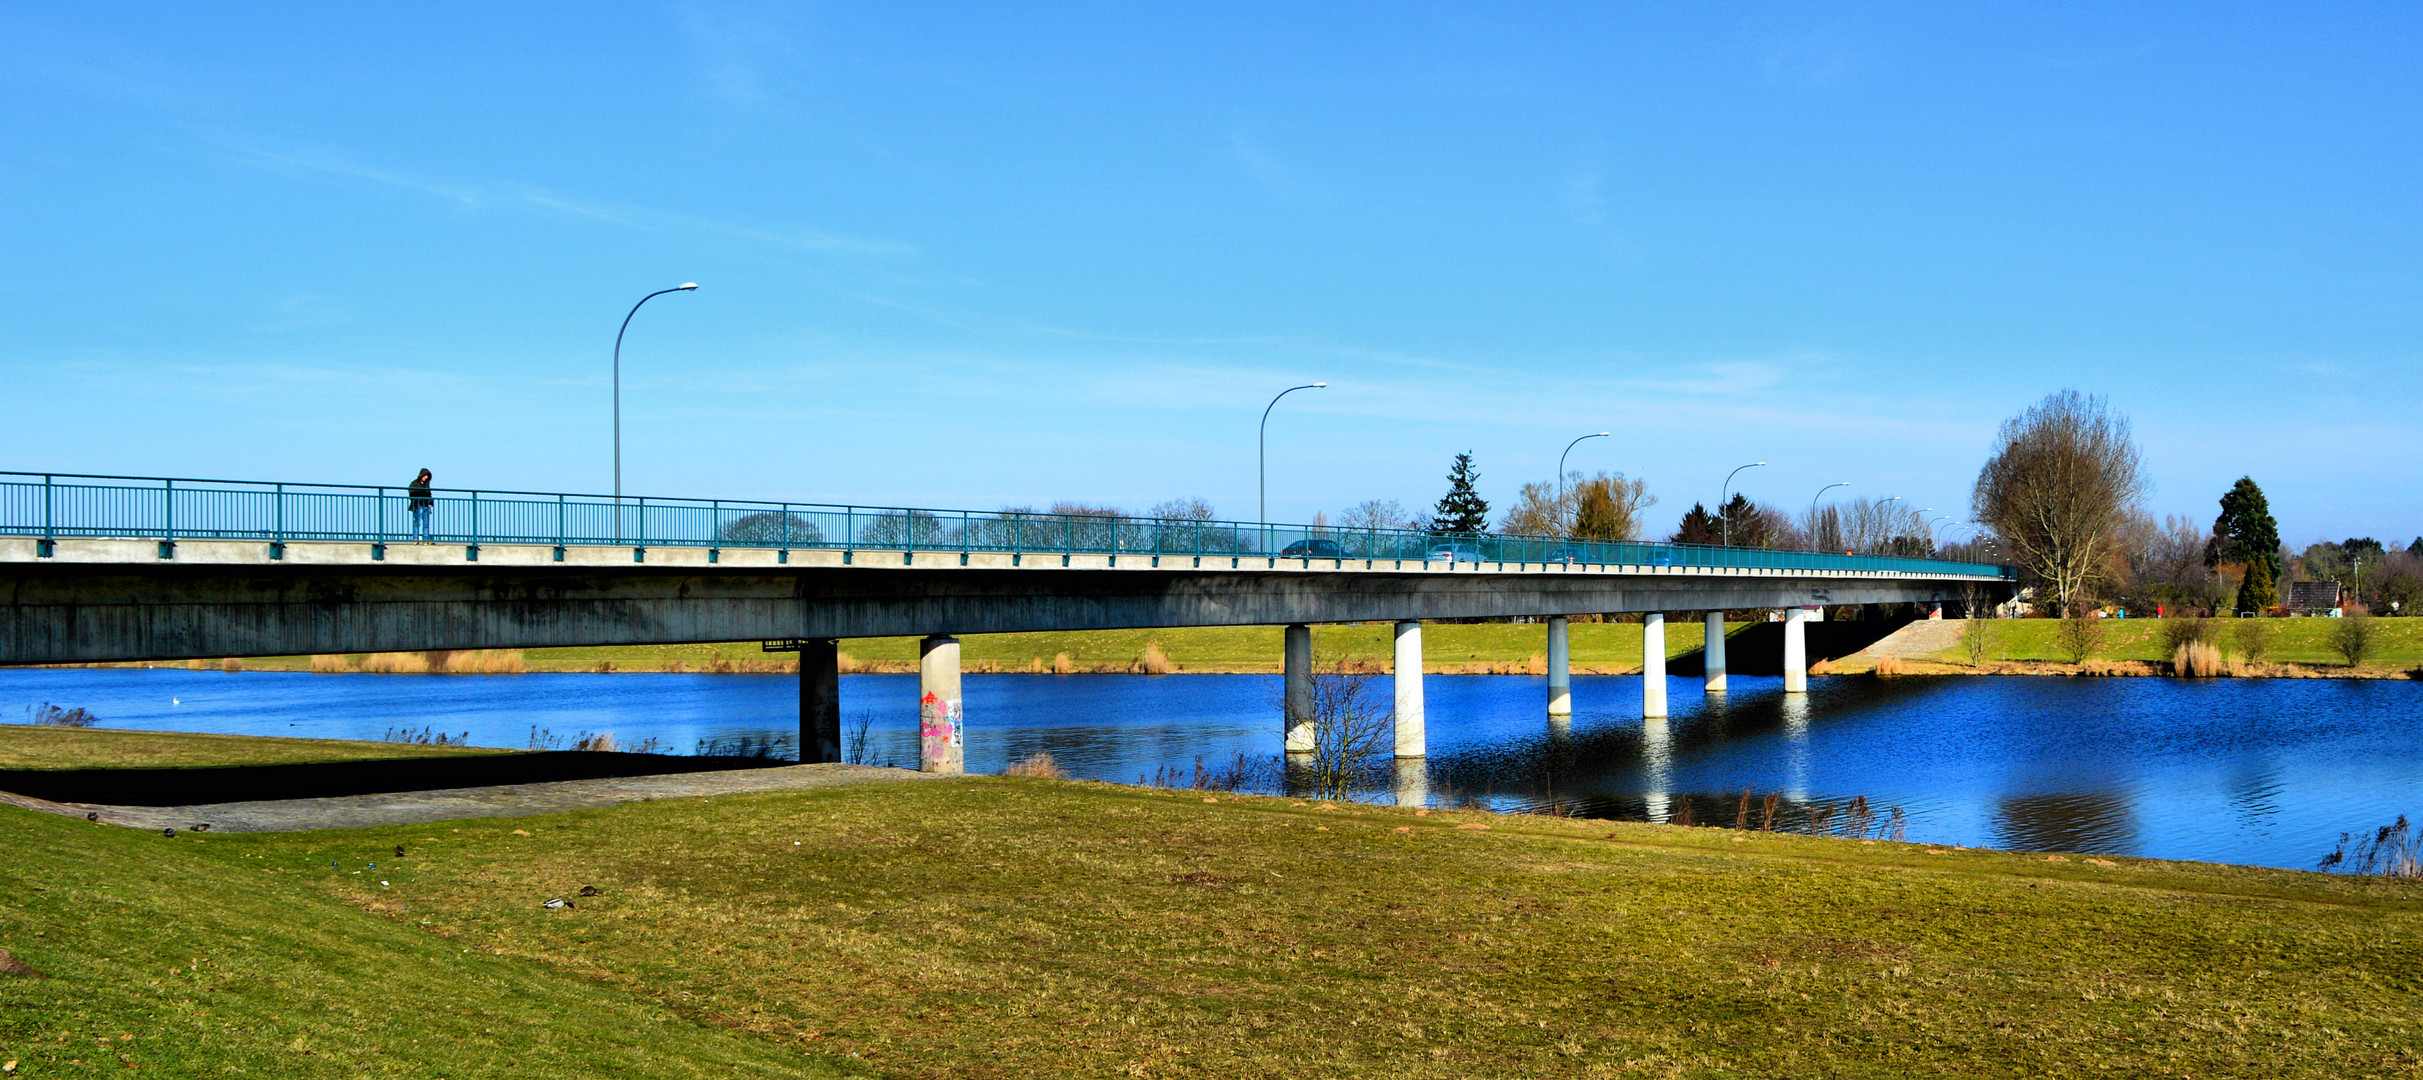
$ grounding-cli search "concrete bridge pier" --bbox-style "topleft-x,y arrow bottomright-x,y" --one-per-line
800,638 -> 842,763
1782,606 -> 1811,693
1393,620 -> 1425,758
1545,615 -> 1571,716
1702,611 -> 1727,694
1283,623 -> 1314,753
918,635 -> 963,774
1393,758 -> 1428,808
1641,612 -> 1668,718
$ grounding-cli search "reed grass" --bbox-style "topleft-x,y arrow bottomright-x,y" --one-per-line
2172,641 -> 2228,677
1872,655 -> 1906,677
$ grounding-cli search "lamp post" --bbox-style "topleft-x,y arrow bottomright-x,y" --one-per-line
613,282 -> 698,539
1557,432 -> 1610,535
1718,461 -> 1766,547
1259,382 -> 1326,544
1807,481 -> 1849,550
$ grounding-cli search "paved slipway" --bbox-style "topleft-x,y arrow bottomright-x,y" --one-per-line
1848,618 -> 1967,661
0,763 -> 941,833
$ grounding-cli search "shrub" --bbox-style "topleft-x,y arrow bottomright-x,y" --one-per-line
2330,612 -> 2376,667
2055,607 -> 2108,664
1960,616 -> 1993,667
2233,617 -> 2278,663
1873,656 -> 1906,677
2172,641 -> 2227,678
1003,751 -> 1072,779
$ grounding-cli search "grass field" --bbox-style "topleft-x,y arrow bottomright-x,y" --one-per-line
130,622 -> 1710,676
1911,616 -> 2423,671
102,614 -> 2423,678
3,729 -> 2420,1078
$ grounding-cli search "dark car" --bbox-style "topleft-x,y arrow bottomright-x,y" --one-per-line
1280,538 -> 1345,558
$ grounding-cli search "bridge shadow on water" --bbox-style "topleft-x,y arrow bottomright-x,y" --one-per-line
0,750 -> 783,807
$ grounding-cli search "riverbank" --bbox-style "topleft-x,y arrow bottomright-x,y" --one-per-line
3,728 -> 2417,1077
72,615 -> 2423,678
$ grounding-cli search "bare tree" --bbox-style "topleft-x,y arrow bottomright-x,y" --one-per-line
1971,390 -> 2147,610
1497,471 -> 1653,538
1337,499 -> 1415,532
1297,660 -> 1395,800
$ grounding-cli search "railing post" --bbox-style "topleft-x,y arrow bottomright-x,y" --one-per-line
271,482 -> 286,559
161,478 -> 174,558
40,474 -> 53,557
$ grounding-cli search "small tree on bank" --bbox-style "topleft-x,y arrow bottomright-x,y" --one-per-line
1429,452 -> 1490,535
1971,390 -> 2148,611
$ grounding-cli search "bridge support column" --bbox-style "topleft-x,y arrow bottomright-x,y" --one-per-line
1703,611 -> 1727,694
1782,607 -> 1810,694
1283,623 -> 1314,753
1641,612 -> 1667,718
800,638 -> 841,763
918,635 -> 963,774
1545,616 -> 1571,716
1394,620 -> 1425,757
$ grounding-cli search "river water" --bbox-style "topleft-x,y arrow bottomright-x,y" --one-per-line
5,668 -> 2417,871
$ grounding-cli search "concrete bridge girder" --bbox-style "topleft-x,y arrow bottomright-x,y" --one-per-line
0,541 -> 2004,665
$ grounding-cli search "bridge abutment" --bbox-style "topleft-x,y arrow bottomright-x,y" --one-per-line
1703,611 -> 1727,694
1393,620 -> 1425,758
1642,612 -> 1667,718
919,635 -> 964,773
1283,623 -> 1314,753
1545,615 -> 1571,716
800,638 -> 841,763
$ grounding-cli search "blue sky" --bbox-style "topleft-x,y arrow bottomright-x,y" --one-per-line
4,4 -> 2418,545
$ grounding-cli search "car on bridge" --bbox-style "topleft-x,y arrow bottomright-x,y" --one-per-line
1425,542 -> 1484,564
1279,538 -> 1345,558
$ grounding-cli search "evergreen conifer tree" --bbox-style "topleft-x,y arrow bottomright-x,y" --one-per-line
1671,502 -> 1719,545
1429,452 -> 1490,535
2212,476 -> 2282,613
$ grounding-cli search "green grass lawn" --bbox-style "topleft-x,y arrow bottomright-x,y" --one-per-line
212,622 -> 1724,675
1919,616 -> 2423,669
4,749 -> 2419,1076
0,725 -> 510,771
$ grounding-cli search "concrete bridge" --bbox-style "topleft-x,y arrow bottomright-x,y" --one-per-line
1,472 -> 2012,771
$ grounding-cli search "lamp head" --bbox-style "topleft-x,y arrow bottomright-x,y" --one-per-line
677,282 -> 699,290
1596,431 -> 1610,437
1311,381 -> 1327,387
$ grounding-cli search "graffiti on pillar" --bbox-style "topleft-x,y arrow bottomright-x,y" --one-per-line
919,691 -> 963,751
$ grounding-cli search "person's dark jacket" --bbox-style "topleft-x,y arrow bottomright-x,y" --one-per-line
408,476 -> 433,511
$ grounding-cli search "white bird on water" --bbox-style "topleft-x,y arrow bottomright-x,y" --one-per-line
171,697 -> 180,706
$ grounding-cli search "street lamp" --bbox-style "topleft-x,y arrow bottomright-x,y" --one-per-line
1807,481 -> 1849,550
1719,461 -> 1766,547
613,282 -> 698,538
1259,382 -> 1326,537
1557,432 -> 1610,535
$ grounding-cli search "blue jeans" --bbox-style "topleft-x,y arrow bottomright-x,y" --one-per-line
411,505 -> 432,540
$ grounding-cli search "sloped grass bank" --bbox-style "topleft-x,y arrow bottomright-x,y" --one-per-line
8,777 -> 2419,1077
0,804 -> 850,1078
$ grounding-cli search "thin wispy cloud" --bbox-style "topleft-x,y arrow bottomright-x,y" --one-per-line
209,136 -> 915,258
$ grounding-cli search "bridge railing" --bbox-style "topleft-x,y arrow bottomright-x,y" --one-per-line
0,471 -> 2013,579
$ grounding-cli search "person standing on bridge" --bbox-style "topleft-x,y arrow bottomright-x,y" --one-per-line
408,469 -> 434,542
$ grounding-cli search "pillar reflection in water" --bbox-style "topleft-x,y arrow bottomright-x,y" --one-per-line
1642,716 -> 1673,823
1779,692 -> 1811,802
1393,757 -> 1429,808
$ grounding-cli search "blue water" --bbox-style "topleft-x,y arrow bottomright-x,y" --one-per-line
5,668 -> 2419,871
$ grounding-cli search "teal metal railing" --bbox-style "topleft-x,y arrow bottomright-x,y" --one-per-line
0,471 -> 2013,578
